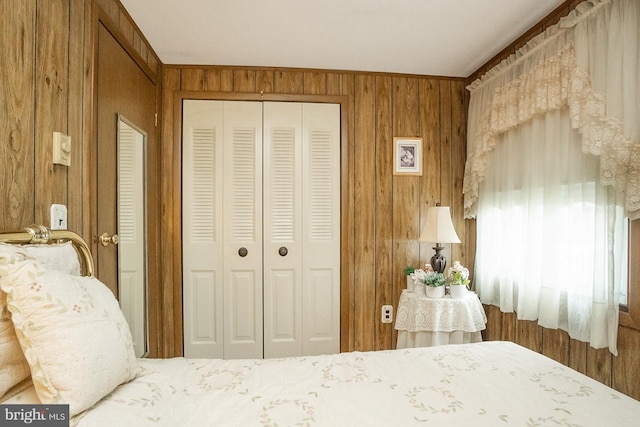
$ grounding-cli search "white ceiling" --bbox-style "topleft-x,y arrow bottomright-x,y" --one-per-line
120,0 -> 566,78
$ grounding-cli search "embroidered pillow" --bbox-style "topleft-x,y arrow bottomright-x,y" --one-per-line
0,248 -> 31,400
0,253 -> 138,416
0,242 -> 83,400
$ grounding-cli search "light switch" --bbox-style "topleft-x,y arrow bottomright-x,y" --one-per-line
50,204 -> 68,230
53,132 -> 71,166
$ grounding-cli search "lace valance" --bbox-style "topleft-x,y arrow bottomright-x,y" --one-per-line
463,0 -> 640,219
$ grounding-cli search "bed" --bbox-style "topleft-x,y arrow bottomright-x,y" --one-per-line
2,225 -> 640,426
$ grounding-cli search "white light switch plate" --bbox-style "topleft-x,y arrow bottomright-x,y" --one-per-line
50,204 -> 68,230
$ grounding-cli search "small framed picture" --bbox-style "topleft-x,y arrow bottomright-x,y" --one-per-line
393,137 -> 422,175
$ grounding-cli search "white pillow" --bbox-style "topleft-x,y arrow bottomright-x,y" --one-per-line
0,248 -> 31,399
22,241 -> 82,276
0,242 -> 83,400
0,252 -> 138,416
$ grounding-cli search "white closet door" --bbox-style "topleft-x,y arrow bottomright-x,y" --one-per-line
183,100 -> 340,359
182,100 -> 225,358
222,101 -> 264,359
302,103 -> 341,355
263,102 -> 303,358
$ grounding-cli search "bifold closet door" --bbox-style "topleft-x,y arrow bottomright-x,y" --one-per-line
183,100 -> 340,359
182,100 -> 263,359
263,102 -> 340,358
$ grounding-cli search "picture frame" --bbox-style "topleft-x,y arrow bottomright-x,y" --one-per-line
393,137 -> 423,175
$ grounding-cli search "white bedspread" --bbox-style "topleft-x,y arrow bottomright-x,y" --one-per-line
49,342 -> 640,425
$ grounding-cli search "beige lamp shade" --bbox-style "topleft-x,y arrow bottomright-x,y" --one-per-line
419,206 -> 461,244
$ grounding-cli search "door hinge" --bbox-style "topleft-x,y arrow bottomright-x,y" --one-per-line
155,113 -> 158,127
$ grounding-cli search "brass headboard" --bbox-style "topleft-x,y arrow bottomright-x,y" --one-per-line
0,224 -> 95,277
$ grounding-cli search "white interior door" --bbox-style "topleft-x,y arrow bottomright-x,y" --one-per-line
263,102 -> 304,357
182,100 -> 225,358
221,102 -> 264,359
301,103 -> 341,355
183,100 -> 340,359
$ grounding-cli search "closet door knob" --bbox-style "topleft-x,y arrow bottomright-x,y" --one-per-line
238,247 -> 248,257
278,246 -> 288,256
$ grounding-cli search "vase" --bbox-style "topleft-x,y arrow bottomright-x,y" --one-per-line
425,285 -> 445,299
406,275 -> 414,292
449,284 -> 468,299
414,283 -> 426,297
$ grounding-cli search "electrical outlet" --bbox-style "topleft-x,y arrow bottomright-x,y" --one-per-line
50,204 -> 68,230
381,305 -> 393,323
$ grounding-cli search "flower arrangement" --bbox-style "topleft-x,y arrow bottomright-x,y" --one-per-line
403,266 -> 415,276
447,261 -> 470,288
410,264 -> 446,287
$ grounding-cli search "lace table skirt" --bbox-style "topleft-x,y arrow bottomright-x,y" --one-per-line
395,290 -> 487,348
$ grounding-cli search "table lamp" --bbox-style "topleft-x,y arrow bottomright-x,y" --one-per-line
419,205 -> 460,273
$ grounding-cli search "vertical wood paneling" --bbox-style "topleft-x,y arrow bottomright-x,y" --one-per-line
614,326 -> 640,398
67,0 -> 86,233
234,69 -> 256,92
568,340 -> 588,375
162,67 -> 182,357
436,80 -> 457,268
542,328 -> 569,365
587,347 -> 612,387
501,312 -> 517,341
274,70 -> 303,94
181,68 -> 205,91
0,1 -> 35,230
256,70 -> 274,93
340,73 -> 356,352
418,80 -> 440,265
303,72 -> 326,95
374,75 -> 394,350
516,320 -> 542,352
35,0 -> 69,225
353,75 -> 376,351
392,77 -> 421,341
326,74 -> 342,96
450,81 -> 466,263
204,68 -> 234,92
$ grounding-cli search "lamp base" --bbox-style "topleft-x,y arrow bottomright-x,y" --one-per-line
430,246 -> 446,274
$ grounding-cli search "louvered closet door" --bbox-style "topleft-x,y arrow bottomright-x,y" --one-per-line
182,100 -> 225,358
300,103 -> 341,355
183,100 -> 339,359
263,102 -> 340,357
221,102 -> 264,359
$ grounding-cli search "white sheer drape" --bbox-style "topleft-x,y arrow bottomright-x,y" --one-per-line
465,0 -> 638,354
475,108 -> 627,354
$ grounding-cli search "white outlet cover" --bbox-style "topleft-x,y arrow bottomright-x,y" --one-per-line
50,204 -> 68,230
381,305 -> 393,323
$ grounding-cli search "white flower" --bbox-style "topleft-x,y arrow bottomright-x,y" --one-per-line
447,261 -> 470,287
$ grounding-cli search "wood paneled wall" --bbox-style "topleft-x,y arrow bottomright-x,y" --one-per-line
0,0 -> 92,237
159,66 -> 470,355
466,0 -> 640,401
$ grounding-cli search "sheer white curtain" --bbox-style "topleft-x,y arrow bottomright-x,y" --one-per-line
475,108 -> 627,353
464,0 -> 639,354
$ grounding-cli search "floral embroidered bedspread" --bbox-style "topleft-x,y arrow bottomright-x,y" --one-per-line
67,341 -> 639,426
